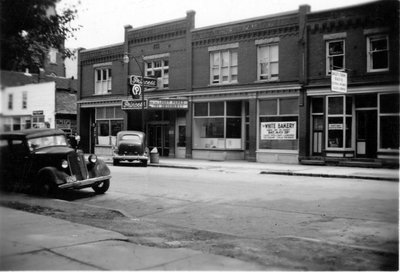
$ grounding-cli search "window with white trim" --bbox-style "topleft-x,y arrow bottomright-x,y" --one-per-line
145,59 -> 169,88
210,49 -> 238,84
49,48 -> 58,64
257,44 -> 279,81
326,40 -> 345,75
367,35 -> 389,72
94,68 -> 112,95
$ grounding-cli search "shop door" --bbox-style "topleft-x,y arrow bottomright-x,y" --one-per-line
149,125 -> 169,156
356,110 -> 377,158
312,115 -> 324,155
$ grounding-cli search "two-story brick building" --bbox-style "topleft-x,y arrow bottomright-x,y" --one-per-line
77,0 -> 399,166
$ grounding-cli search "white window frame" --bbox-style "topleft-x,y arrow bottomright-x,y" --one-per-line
257,43 -> 279,81
145,59 -> 169,89
209,49 -> 238,85
48,48 -> 58,64
94,67 -> 112,95
367,35 -> 389,73
326,39 -> 345,75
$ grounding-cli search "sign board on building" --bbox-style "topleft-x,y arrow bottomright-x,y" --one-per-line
331,70 -> 347,93
32,110 -> 44,115
129,75 -> 157,88
148,99 -> 189,109
260,121 -> 297,140
121,100 -> 147,110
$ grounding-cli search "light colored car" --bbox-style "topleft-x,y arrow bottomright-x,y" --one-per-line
112,131 -> 149,167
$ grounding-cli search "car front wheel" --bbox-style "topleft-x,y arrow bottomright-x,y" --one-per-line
92,179 -> 110,194
35,171 -> 58,197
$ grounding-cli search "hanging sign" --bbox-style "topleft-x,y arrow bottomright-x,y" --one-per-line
121,99 -> 147,110
331,70 -> 347,93
128,75 -> 157,88
260,121 -> 297,140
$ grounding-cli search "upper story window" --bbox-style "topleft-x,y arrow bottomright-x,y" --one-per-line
22,92 -> 27,109
8,94 -> 13,110
48,48 -> 58,64
257,43 -> 279,81
367,35 -> 389,72
145,59 -> 169,89
326,40 -> 345,75
94,67 -> 112,95
209,44 -> 238,85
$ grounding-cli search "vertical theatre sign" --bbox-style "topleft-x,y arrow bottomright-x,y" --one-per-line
261,121 -> 297,140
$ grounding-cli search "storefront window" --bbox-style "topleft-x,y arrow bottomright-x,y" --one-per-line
96,106 -> 123,146
379,93 -> 399,150
193,101 -> 242,149
259,97 -> 298,150
327,96 -> 352,149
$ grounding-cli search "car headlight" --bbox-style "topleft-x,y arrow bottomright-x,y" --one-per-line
88,154 -> 97,163
61,160 -> 69,169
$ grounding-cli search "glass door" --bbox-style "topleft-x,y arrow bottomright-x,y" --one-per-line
149,125 -> 169,156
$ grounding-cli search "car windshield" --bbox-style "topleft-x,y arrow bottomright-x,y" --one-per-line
120,134 -> 141,143
28,135 -> 68,151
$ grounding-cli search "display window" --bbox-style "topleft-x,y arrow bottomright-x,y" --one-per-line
258,97 -> 298,150
193,101 -> 243,149
326,95 -> 352,149
379,93 -> 399,150
95,106 -> 123,146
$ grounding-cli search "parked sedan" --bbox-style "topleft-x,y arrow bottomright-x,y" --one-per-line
0,128 -> 111,196
112,131 -> 149,167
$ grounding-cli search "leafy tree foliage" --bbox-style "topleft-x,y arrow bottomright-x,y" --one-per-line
0,0 -> 79,72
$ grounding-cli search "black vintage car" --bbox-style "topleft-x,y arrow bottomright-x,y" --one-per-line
0,128 -> 111,196
112,131 -> 149,167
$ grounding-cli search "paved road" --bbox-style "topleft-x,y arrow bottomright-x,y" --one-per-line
1,165 -> 398,270
64,165 -> 398,270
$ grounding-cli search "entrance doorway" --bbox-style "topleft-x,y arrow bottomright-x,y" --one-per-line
356,110 -> 377,158
148,124 -> 169,156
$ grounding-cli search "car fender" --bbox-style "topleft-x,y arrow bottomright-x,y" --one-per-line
87,158 -> 111,178
36,167 -> 65,186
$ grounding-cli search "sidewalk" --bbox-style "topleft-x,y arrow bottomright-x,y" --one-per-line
99,156 -> 399,182
0,206 -> 267,270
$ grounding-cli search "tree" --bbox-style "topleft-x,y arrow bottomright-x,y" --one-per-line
0,0 -> 80,72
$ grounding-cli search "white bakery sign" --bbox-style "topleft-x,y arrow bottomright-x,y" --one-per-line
261,121 -> 297,140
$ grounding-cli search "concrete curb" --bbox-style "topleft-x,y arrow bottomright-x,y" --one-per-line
259,171 -> 399,182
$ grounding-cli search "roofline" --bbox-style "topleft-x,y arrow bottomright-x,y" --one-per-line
192,9 -> 298,32
80,42 -> 124,53
308,0 -> 384,16
127,16 -> 187,32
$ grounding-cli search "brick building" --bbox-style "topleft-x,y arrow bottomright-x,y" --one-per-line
77,0 -> 399,166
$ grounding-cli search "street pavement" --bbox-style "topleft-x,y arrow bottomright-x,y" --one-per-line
1,158 -> 398,270
102,155 -> 399,182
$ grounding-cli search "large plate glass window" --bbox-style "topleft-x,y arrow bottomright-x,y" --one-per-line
193,101 -> 242,149
367,35 -> 389,72
95,106 -> 123,146
326,40 -> 345,75
94,68 -> 112,95
259,97 -> 298,150
326,96 -> 352,149
379,93 -> 399,150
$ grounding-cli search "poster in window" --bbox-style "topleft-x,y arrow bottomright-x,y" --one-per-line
261,121 -> 297,140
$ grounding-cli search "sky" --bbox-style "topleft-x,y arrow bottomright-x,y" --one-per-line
58,0 -> 373,50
